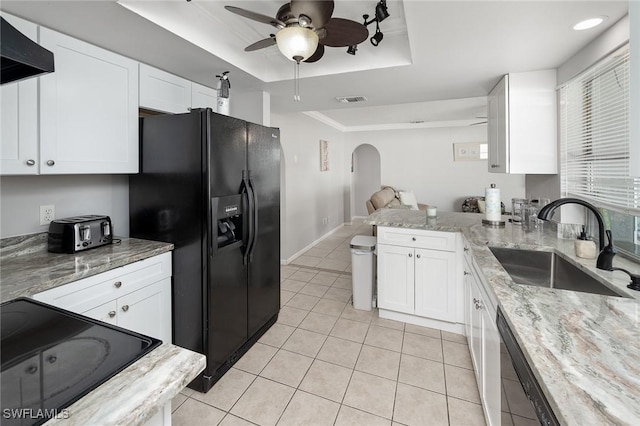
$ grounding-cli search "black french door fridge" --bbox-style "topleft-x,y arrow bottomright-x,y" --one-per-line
129,109 -> 280,392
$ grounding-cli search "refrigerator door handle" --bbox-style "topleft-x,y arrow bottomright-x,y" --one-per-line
247,176 -> 259,263
241,173 -> 255,265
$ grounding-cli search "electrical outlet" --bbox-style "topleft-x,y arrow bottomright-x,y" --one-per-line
40,205 -> 55,226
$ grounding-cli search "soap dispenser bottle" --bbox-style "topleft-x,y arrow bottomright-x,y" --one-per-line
575,226 -> 597,259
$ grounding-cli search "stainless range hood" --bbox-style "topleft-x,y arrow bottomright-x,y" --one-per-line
1,17 -> 54,84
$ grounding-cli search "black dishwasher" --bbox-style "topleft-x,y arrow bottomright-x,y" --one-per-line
1,298 -> 161,426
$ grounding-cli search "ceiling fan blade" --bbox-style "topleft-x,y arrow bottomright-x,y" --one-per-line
245,36 -> 277,52
304,44 -> 325,63
291,0 -> 334,28
321,18 -> 368,47
224,6 -> 283,28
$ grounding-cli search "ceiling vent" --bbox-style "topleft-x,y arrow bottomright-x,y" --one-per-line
336,96 -> 368,104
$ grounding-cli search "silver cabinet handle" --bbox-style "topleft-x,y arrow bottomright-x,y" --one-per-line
108,311 -> 116,318
46,160 -> 55,166
463,247 -> 469,252
26,159 -> 35,166
114,281 -> 122,288
416,254 -> 421,259
412,237 -> 416,241
408,253 -> 412,258
464,271 -> 471,276
121,305 -> 129,312
490,164 -> 499,168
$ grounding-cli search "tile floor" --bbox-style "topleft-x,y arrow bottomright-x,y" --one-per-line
171,219 -> 490,425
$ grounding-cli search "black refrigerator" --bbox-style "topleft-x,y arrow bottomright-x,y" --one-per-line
129,109 -> 280,392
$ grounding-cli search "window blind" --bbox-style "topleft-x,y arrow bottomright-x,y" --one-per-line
559,44 -> 640,215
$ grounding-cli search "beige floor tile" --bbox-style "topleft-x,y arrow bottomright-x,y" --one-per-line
172,398 -> 225,426
298,311 -> 338,335
343,371 -> 396,419
230,377 -> 295,426
345,264 -> 352,273
280,290 -> 295,306
355,345 -> 401,380
289,270 -> 317,282
444,364 -> 481,404
179,387 -> 195,398
330,318 -> 370,343
405,323 -> 442,339
501,351 -> 519,381
325,250 -> 351,261
171,393 -> 187,413
315,240 -> 342,250
365,325 -> 404,352
219,414 -> 255,426
511,414 -> 540,426
282,328 -> 327,357
448,396 -> 487,426
332,276 -> 353,289
317,258 -> 350,272
442,330 -> 468,344
191,368 -> 255,411
443,340 -> 474,370
280,266 -> 298,279
393,383 -> 448,426
317,336 -> 363,369
299,359 -> 353,402
317,270 -> 341,278
292,255 -> 322,267
502,412 -> 515,426
402,332 -> 443,362
324,287 -> 353,303
304,247 -> 333,258
341,304 -> 375,324
371,314 -> 405,331
278,390 -> 340,426
313,298 -> 347,317
285,293 -> 320,310
503,378 -> 537,419
299,283 -> 330,298
281,279 -> 307,292
334,405 -> 392,426
258,323 -> 296,348
310,273 -> 338,286
398,354 -> 446,394
277,306 -> 309,327
234,342 -> 278,374
260,349 -> 313,387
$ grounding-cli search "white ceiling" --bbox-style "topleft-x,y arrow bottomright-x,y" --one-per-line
0,0 -> 630,128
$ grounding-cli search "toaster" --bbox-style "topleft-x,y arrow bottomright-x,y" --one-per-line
48,215 -> 113,253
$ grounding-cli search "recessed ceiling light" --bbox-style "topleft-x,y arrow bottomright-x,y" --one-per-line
572,16 -> 607,31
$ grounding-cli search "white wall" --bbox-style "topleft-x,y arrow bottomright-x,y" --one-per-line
271,112 -> 345,261
0,175 -> 129,238
346,126 -> 526,213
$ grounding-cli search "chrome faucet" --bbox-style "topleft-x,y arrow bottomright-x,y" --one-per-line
537,198 -> 616,270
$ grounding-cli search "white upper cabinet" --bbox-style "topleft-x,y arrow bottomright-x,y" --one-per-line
488,70 -> 558,174
39,28 -> 139,174
139,63 -> 191,113
0,13 -> 39,175
191,82 -> 218,110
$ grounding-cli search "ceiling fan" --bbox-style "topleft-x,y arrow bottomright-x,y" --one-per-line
224,0 -> 369,64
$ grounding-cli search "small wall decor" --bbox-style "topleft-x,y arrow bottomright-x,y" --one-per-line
453,142 -> 488,161
320,140 -> 329,171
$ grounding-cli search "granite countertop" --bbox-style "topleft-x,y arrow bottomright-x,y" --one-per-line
0,233 -> 174,303
365,209 -> 640,425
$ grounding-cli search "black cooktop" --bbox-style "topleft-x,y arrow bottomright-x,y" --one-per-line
0,298 -> 161,426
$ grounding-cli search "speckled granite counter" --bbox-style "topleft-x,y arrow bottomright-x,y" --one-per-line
0,233 -> 174,303
366,210 -> 640,425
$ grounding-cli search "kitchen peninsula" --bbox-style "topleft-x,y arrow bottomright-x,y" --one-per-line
365,209 -> 640,425
0,235 -> 205,426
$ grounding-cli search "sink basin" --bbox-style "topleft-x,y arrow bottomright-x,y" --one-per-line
489,247 -> 626,297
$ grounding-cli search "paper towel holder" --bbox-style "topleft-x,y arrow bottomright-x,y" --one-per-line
482,218 -> 506,227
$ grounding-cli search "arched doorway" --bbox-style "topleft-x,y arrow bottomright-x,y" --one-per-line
351,144 -> 381,218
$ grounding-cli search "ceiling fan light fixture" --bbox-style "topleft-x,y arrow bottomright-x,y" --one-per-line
375,0 -> 390,23
572,16 -> 607,30
275,26 -> 319,62
347,45 -> 357,55
370,22 -> 383,46
298,14 -> 312,28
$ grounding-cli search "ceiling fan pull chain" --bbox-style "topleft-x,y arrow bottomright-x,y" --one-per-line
294,60 -> 301,102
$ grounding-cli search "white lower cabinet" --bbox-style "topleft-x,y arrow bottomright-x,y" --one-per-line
377,227 -> 460,328
464,250 -> 501,426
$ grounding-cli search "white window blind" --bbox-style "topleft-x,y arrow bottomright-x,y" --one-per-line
560,44 -> 640,215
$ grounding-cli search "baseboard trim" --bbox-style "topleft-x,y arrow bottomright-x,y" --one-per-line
378,309 -> 465,335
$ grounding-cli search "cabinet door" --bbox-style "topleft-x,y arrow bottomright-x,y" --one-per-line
39,28 -> 138,174
191,82 -> 218,110
414,248 -> 457,322
139,63 -> 191,113
117,278 -> 171,343
482,308 -> 501,426
0,13 -> 39,175
469,279 -> 483,383
83,300 -> 118,326
377,244 -> 414,314
487,75 -> 508,173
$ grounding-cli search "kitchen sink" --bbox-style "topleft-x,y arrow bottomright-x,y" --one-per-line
489,247 -> 626,297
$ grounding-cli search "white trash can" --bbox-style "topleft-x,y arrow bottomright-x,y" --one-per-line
350,235 -> 377,311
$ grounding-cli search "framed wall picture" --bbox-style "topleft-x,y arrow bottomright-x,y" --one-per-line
320,140 -> 329,171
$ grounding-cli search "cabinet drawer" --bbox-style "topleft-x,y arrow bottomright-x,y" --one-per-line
34,252 -> 171,314
377,227 -> 456,251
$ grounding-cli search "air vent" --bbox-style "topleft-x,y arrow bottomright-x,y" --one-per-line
336,96 -> 368,103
